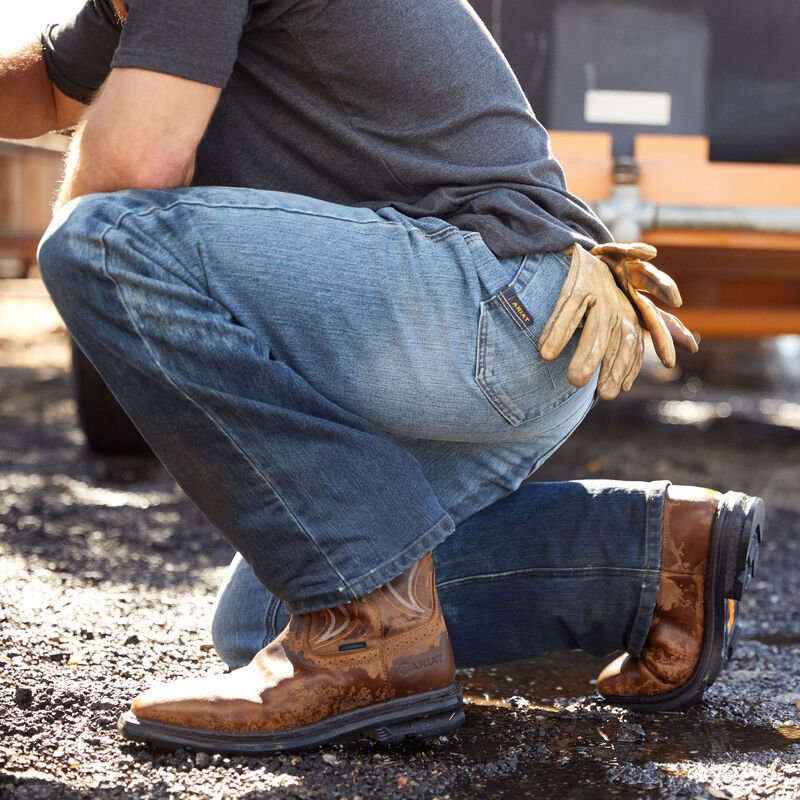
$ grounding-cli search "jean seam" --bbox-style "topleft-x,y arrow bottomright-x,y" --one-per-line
101,191 -> 484,256
626,480 -> 670,657
508,251 -> 567,297
512,253 -> 540,295
475,298 -> 523,425
98,214 -> 352,598
420,225 -> 461,242
501,381 -> 581,430
438,565 -> 659,590
101,192 -> 476,260
104,192 -> 406,230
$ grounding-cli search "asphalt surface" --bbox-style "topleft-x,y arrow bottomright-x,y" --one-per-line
2,282 -> 800,799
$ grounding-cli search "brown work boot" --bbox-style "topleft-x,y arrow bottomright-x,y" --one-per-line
597,487 -> 764,712
118,552 -> 462,753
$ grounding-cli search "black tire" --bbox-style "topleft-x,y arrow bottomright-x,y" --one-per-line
71,340 -> 152,456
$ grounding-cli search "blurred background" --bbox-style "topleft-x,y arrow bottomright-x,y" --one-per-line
2,4 -> 800,797
2,0 -> 800,453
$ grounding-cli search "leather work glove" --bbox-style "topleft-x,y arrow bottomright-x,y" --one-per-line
590,242 -> 699,368
539,244 -> 645,400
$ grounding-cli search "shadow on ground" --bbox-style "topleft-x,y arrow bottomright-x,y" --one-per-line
2,292 -> 800,799
1,369 -> 233,592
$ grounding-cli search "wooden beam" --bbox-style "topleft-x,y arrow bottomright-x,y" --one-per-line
675,308 -> 800,338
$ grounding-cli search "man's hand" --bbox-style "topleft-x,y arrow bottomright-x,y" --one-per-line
56,68 -> 221,208
591,242 -> 699,368
539,244 -> 645,400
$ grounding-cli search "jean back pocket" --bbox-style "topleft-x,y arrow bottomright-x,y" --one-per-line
475,251 -> 579,426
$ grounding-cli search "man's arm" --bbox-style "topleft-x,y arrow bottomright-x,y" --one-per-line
56,67 -> 221,209
0,42 -> 86,138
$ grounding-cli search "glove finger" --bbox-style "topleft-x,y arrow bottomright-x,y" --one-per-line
657,307 -> 699,354
599,315 -> 642,399
567,309 -> 609,387
621,326 -> 646,392
631,291 -> 676,368
591,242 -> 658,262
539,293 -> 591,361
621,260 -> 683,307
596,318 -> 627,400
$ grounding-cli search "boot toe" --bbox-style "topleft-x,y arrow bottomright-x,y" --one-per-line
597,653 -> 673,699
130,673 -> 264,731
596,653 -> 629,695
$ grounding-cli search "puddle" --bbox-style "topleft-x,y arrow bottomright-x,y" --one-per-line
446,651 -> 800,799
458,649 -> 608,709
450,704 -> 800,800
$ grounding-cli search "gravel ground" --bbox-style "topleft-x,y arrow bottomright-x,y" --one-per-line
2,282 -> 800,800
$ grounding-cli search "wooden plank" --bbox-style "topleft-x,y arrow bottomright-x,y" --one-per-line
647,243 -> 800,279
676,308 -> 800,338
549,131 -> 614,202
644,229 -> 800,252
634,134 -> 800,208
552,131 -> 800,211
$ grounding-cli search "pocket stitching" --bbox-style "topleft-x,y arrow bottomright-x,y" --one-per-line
475,299 -> 523,425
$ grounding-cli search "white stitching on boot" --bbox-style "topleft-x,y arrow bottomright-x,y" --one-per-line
316,606 -> 351,643
387,561 -> 424,613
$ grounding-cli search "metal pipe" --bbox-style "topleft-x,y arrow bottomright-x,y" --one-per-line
594,183 -> 800,240
655,205 -> 800,234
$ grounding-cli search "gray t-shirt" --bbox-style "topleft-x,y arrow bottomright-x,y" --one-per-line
41,0 -> 612,258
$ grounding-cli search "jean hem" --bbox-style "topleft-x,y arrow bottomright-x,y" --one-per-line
283,513 -> 456,614
626,480 -> 670,657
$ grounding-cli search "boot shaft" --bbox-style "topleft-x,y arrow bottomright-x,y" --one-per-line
661,486 -> 719,573
289,552 -> 455,696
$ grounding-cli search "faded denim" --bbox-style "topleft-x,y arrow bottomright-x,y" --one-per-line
38,187 -> 661,647
212,479 -> 667,668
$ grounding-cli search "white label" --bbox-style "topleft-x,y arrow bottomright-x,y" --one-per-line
584,89 -> 672,126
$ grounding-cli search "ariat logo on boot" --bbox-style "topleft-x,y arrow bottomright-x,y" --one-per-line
398,654 -> 444,676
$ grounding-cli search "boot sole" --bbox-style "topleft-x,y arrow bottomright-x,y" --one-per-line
118,681 -> 464,755
600,491 -> 764,713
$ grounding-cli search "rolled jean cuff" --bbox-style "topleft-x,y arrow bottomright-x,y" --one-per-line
625,480 -> 671,657
282,513 -> 455,614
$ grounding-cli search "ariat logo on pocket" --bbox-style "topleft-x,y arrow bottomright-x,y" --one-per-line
498,288 -> 533,328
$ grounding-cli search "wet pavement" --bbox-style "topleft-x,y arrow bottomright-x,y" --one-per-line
457,653 -> 800,798
2,282 -> 800,799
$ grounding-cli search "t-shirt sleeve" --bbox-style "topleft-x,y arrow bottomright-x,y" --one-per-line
40,0 -> 124,104
111,0 -> 250,88
41,0 -> 250,105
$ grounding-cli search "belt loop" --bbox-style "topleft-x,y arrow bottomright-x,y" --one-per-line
466,234 -> 519,298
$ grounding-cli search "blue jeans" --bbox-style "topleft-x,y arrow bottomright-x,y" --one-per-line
38,187 -> 663,661
213,479 -> 667,668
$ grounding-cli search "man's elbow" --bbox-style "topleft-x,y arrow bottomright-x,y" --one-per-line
111,149 -> 196,191
89,124 -> 196,190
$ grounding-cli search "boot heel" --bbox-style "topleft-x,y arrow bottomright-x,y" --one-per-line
363,707 -> 465,744
715,492 -> 764,669
718,492 -> 765,601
